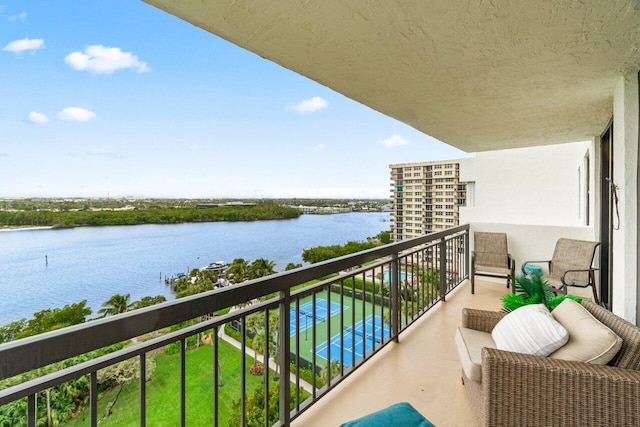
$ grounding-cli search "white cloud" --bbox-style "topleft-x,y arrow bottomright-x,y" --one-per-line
312,144 -> 326,151
86,148 -> 124,159
8,11 -> 26,21
3,38 -> 44,54
27,111 -> 48,124
65,45 -> 150,74
189,145 -> 200,151
57,107 -> 96,122
287,96 -> 328,114
379,134 -> 409,148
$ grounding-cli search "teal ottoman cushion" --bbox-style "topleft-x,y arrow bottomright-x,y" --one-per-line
340,402 -> 435,427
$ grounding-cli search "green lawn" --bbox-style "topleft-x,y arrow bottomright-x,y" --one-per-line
66,340 -> 277,426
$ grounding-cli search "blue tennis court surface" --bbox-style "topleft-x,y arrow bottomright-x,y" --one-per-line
316,315 -> 391,365
289,298 -> 345,336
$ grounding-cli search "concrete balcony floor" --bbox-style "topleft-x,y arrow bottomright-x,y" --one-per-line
292,279 -> 506,427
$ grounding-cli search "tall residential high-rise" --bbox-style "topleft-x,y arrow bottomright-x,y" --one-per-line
390,160 -> 466,241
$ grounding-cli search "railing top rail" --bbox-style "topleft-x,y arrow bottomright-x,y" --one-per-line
0,298 -> 282,405
0,224 -> 469,380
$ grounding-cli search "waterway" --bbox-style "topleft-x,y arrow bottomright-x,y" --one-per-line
0,212 -> 390,325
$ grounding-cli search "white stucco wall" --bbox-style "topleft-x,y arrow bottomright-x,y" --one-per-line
612,72 -> 639,324
460,142 -> 599,300
460,142 -> 593,226
468,222 -> 595,292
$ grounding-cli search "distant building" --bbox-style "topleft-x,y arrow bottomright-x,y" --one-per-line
293,205 -> 351,214
390,160 -> 466,241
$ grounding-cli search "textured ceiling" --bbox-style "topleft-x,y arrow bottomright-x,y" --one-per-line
143,0 -> 640,152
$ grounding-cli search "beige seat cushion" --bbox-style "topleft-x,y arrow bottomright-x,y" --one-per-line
455,327 -> 496,382
550,299 -> 623,364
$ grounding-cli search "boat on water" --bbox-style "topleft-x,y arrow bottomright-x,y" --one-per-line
204,261 -> 228,271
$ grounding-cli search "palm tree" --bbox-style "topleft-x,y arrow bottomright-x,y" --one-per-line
98,293 -> 133,317
252,331 -> 266,369
320,360 -> 341,384
246,312 -> 273,369
130,295 -> 167,310
285,262 -> 302,271
249,258 -> 276,279
227,258 -> 249,283
246,311 -> 279,370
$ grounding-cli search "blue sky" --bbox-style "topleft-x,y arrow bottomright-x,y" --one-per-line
1,1 -> 470,199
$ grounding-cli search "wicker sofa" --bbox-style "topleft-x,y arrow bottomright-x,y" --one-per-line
460,302 -> 640,427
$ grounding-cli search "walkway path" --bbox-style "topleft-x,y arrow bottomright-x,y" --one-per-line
218,327 -> 315,393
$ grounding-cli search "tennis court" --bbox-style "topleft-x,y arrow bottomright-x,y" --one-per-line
315,314 -> 391,366
289,298 -> 345,336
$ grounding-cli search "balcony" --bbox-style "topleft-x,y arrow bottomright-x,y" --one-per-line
0,225 -> 481,426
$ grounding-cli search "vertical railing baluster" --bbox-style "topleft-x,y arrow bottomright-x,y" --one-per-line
412,252 -> 418,315
439,237 -> 447,301
213,326 -> 219,427
453,238 -> 457,289
465,229 -> 470,279
429,246 -> 434,303
351,275 -> 356,366
410,253 -> 416,319
378,266 -> 384,344
391,253 -> 399,342
456,235 -> 460,284
361,271 -> 366,359
372,269 -> 379,346
311,292 -> 317,395
340,278 -> 345,376
294,298 -> 300,409
279,289 -> 291,426
91,372 -> 97,427
140,353 -> 146,427
326,286 -> 331,386
420,248 -> 426,309
462,233 -> 466,280
264,309 -> 270,427
27,394 -> 36,427
180,338 -> 186,427
451,238 -> 456,290
240,318 -> 246,427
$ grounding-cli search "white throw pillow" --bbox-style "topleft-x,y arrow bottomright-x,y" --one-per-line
492,304 -> 569,356
550,299 -> 622,364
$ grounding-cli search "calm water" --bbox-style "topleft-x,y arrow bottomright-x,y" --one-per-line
0,212 -> 389,325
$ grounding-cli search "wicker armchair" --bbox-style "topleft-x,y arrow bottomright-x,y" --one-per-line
521,238 -> 600,303
460,302 -> 640,427
471,232 -> 515,294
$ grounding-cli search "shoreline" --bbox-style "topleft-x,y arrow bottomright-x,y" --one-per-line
0,226 -> 54,232
0,211 -> 387,233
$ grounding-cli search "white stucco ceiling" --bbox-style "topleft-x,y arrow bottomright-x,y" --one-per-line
143,0 -> 640,152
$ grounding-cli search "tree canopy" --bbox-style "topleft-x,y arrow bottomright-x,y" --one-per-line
98,294 -> 134,317
301,240 -> 379,264
0,202 -> 300,228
